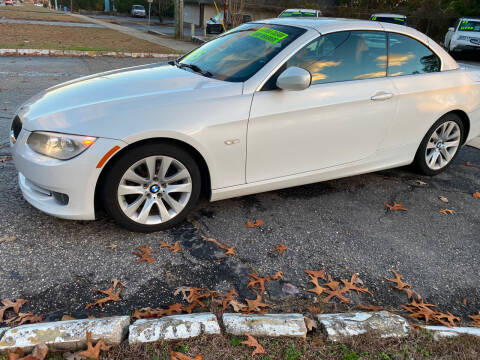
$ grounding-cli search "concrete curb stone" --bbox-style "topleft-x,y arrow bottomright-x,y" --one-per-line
0,316 -> 129,353
423,325 -> 480,339
223,313 -> 307,338
316,311 -> 409,341
129,313 -> 221,344
0,48 -> 180,59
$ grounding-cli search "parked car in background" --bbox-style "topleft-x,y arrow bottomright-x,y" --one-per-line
131,5 -> 146,18
206,13 -> 228,34
370,14 -> 407,26
10,18 -> 480,232
279,9 -> 322,18
444,18 -> 480,54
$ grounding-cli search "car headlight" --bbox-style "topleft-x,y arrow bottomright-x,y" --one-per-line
457,35 -> 468,41
27,131 -> 96,160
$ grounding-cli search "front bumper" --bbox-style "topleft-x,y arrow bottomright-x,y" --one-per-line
11,129 -> 125,220
451,40 -> 480,51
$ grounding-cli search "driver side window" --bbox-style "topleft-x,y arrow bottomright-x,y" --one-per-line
286,31 -> 388,85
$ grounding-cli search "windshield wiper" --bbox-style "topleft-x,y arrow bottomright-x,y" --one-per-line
178,63 -> 213,78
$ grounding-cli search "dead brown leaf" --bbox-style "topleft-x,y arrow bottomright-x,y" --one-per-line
77,331 -> 111,360
473,192 -> 480,199
440,208 -> 455,215
439,196 -> 449,203
61,315 -> 76,321
307,306 -> 323,314
304,316 -> 317,331
160,241 -> 181,253
133,244 -> 155,263
247,273 -> 270,292
245,294 -> 269,313
272,271 -> 283,280
341,273 -> 371,295
385,269 -> 411,291
0,235 -> 16,243
241,332 -> 266,356
0,298 -> 28,323
384,202 -> 407,211
85,279 -> 124,310
271,244 -> 287,255
463,161 -> 476,167
106,243 -> 117,251
205,238 -> 235,256
469,311 -> 480,327
245,219 -> 263,228
170,349 -> 204,360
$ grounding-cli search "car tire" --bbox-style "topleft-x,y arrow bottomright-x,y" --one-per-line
413,113 -> 464,176
101,143 -> 201,232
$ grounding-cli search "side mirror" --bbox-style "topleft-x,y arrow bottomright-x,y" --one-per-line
448,27 -> 454,31
276,67 -> 312,91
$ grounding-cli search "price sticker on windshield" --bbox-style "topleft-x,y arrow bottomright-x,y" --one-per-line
250,27 -> 289,44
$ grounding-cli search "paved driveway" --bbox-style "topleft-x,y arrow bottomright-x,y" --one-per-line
0,56 -> 479,323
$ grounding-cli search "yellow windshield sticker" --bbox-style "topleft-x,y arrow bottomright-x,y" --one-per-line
250,27 -> 288,44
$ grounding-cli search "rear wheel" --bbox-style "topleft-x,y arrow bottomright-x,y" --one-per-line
101,143 -> 201,232
413,114 -> 464,176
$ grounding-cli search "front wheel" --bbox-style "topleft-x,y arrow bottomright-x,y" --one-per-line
101,143 -> 201,232
413,114 -> 464,176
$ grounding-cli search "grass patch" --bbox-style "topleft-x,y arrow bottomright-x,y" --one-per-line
93,331 -> 480,360
0,4 -> 90,23
0,23 -> 176,53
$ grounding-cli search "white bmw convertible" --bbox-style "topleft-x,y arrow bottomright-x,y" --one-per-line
10,18 -> 480,232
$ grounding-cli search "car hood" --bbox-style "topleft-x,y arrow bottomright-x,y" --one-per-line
18,63 -> 242,135
456,31 -> 480,38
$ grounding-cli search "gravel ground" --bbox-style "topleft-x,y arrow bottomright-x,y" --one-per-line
0,56 -> 479,325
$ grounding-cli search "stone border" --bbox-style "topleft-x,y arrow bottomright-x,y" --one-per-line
0,49 -> 180,59
0,312 -> 479,355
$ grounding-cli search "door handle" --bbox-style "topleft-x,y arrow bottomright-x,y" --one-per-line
371,92 -> 393,101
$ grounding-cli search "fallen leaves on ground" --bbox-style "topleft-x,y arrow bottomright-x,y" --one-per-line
133,244 -> 155,263
85,279 -> 125,310
213,287 -> 239,310
271,244 -> 287,255
4,312 -> 43,326
160,241 -> 182,253
245,219 -> 263,228
463,161 -> 476,167
384,202 -> 407,211
204,237 -> 234,256
439,196 -> 449,203
133,304 -> 183,319
61,315 -> 76,321
272,271 -> 283,280
76,331 -> 111,360
307,306 -> 323,314
387,270 -> 460,327
0,155 -> 12,163
106,243 -> 118,251
0,298 -> 29,324
247,273 -> 271,292
357,304 -> 384,311
305,270 -> 370,303
174,287 -> 212,309
170,349 -> 203,360
241,332 -> 266,356
304,316 -> 317,331
245,294 -> 269,314
0,235 -> 16,243
469,312 -> 480,327
7,344 -> 48,360
473,192 -> 480,199
440,208 -> 455,215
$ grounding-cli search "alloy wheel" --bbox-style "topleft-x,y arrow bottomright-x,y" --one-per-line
425,121 -> 461,170
117,156 -> 192,225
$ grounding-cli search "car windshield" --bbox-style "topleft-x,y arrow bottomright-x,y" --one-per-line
133,5 -> 144,9
280,10 -> 317,17
458,20 -> 480,32
371,16 -> 406,25
178,23 -> 306,82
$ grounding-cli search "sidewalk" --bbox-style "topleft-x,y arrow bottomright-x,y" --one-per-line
71,13 -> 196,53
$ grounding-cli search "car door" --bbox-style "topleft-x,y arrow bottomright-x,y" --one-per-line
246,30 -> 397,183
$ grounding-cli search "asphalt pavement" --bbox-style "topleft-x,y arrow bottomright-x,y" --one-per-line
0,56 -> 479,324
